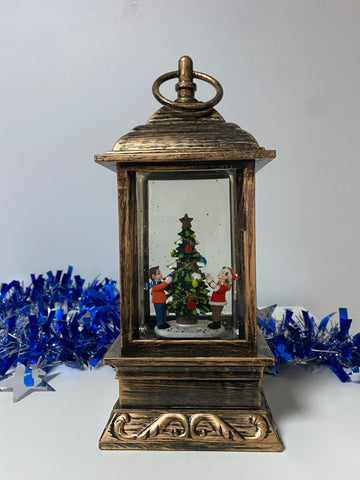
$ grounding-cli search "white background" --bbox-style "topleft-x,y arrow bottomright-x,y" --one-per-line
1,1 -> 360,478
0,363 -> 359,479
1,0 -> 360,325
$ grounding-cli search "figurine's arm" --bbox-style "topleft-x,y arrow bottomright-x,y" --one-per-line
205,273 -> 220,291
205,273 -> 214,283
152,275 -> 173,291
152,281 -> 169,292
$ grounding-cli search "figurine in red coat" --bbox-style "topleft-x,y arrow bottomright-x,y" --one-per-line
146,266 -> 173,329
205,267 -> 238,329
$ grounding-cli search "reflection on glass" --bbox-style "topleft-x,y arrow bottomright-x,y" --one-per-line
137,170 -> 241,340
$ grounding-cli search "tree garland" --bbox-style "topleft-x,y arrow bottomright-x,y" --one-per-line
169,284 -> 209,307
172,259 -> 201,275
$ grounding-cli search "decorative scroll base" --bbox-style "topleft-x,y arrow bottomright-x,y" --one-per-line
99,392 -> 283,452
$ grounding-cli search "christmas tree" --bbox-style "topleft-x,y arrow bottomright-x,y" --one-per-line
166,214 -> 211,318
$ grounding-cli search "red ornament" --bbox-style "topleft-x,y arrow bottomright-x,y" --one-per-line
185,244 -> 193,254
187,299 -> 196,310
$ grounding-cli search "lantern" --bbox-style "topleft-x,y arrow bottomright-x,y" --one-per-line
96,56 -> 283,451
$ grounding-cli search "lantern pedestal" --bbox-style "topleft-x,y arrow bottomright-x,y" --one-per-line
99,331 -> 284,452
95,56 -> 284,452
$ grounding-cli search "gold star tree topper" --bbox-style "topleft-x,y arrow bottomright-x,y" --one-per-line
179,213 -> 193,229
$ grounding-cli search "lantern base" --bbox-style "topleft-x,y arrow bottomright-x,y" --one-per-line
99,332 -> 283,452
99,392 -> 283,452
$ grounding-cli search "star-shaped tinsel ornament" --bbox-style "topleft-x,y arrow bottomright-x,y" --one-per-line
179,213 -> 193,229
0,363 -> 57,402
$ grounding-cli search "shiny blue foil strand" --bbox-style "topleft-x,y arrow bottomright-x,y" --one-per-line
258,307 -> 360,382
1,269 -> 360,383
0,268 -> 120,378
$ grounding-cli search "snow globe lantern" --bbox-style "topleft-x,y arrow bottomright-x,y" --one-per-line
96,57 -> 283,452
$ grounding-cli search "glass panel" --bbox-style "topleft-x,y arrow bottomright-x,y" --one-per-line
137,170 -> 241,340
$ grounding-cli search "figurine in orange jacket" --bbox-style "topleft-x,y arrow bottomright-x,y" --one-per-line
147,266 -> 173,329
205,267 -> 238,329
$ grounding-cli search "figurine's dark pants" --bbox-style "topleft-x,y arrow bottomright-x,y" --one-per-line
154,303 -> 167,326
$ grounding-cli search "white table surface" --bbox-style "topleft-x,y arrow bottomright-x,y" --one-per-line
1,361 -> 359,480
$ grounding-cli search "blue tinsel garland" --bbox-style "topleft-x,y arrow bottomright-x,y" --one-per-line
1,268 -> 360,387
0,266 -> 120,378
258,306 -> 360,382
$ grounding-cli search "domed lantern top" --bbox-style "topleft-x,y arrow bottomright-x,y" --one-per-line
96,56 -> 275,170
97,57 -> 283,453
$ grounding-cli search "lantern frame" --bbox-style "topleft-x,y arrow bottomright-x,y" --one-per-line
95,118 -> 274,357
96,57 -> 283,452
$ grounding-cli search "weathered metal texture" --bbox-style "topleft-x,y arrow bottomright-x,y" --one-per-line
96,56 -> 282,451
99,392 -> 284,452
96,55 -> 275,169
113,163 -> 258,356
95,107 -> 275,170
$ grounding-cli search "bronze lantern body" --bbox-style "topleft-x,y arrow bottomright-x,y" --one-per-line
96,57 -> 283,451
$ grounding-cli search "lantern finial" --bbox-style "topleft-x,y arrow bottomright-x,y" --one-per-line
152,56 -> 223,112
175,56 -> 197,103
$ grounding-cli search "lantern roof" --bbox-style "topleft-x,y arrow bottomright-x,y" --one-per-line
95,57 -> 276,171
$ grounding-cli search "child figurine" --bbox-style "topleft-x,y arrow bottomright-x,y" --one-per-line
145,266 -> 173,329
205,267 -> 238,329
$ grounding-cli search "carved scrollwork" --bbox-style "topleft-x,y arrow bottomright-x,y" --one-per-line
112,413 -> 134,439
247,414 -> 268,441
189,413 -> 268,442
111,412 -> 268,443
112,413 -> 189,440
189,413 -> 245,441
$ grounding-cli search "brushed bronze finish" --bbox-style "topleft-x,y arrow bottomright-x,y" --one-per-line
152,55 -> 223,112
99,392 -> 283,451
96,57 -> 283,452
175,55 -> 197,102
96,107 -> 274,170
112,412 -> 268,442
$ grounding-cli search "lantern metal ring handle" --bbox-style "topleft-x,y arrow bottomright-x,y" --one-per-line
152,56 -> 223,112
